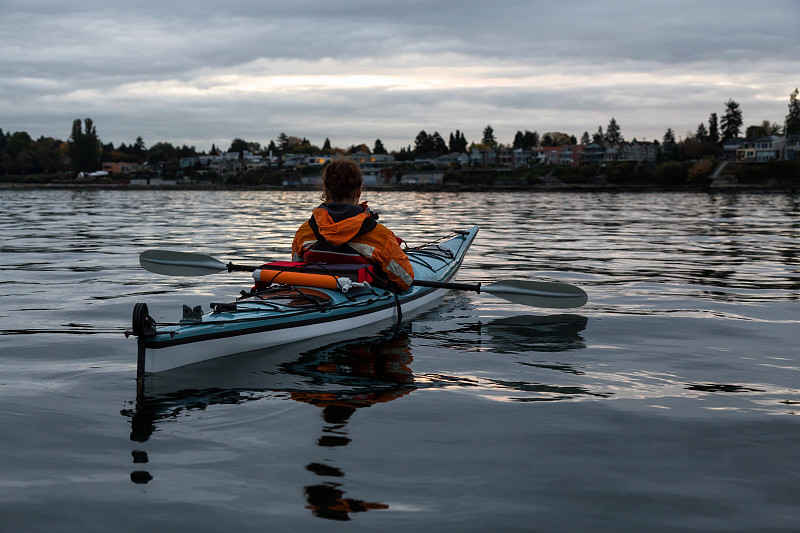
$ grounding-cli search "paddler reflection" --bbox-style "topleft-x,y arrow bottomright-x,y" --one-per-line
284,330 -> 413,521
124,327 -> 414,521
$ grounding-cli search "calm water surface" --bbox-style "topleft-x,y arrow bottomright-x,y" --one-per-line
0,189 -> 798,532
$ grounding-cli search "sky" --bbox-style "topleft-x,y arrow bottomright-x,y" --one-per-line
2,0 -> 798,152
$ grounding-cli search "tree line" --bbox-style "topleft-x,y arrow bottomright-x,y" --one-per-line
2,90 -> 799,177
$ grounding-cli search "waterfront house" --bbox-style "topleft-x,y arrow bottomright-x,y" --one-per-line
583,143 -> 606,164
784,134 -> 800,160
724,138 -> 746,161
736,135 -> 783,163
470,147 -> 497,166
559,145 -> 586,166
512,149 -> 533,168
102,162 -> 140,174
532,146 -> 561,165
434,152 -> 469,168
753,135 -> 782,162
621,141 -> 658,162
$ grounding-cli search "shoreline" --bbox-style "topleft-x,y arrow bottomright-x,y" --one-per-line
1,181 -> 797,194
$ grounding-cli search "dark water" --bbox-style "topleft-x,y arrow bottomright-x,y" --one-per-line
1,189 -> 798,532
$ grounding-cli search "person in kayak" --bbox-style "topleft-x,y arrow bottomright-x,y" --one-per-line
292,158 -> 414,291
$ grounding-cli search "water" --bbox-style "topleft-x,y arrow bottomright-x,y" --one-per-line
1,189 -> 798,531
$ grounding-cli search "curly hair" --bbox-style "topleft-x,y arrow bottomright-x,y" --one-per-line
321,159 -> 363,203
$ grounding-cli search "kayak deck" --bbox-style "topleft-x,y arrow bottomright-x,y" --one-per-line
133,226 -> 478,374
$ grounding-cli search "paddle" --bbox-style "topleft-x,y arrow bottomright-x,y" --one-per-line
139,249 -> 588,309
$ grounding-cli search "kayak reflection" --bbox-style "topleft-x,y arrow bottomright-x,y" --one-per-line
124,326 -> 415,520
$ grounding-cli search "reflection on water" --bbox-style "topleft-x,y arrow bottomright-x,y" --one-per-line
485,314 -> 588,353
125,327 -> 415,520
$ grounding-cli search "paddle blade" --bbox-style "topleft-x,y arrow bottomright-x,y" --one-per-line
482,280 -> 588,309
139,250 -> 228,276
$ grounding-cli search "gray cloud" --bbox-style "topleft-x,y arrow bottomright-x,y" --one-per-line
2,0 -> 798,150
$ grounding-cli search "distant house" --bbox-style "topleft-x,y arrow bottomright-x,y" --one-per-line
179,157 -> 198,169
753,135 -> 782,162
470,147 -> 497,166
724,138 -> 746,161
532,146 -> 560,165
584,143 -> 606,164
282,153 -> 309,168
433,152 -> 469,167
512,149 -> 533,167
353,153 -> 395,173
496,148 -> 514,167
621,141 -> 658,162
604,144 -> 621,162
559,145 -> 586,166
784,134 -> 800,160
307,156 -> 330,167
102,162 -> 140,174
736,135 -> 782,163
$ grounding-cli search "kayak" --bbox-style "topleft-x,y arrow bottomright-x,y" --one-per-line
131,226 -> 479,374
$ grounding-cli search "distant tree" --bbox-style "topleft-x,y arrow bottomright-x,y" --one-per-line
523,130 -> 539,149
661,128 -> 677,161
431,131 -> 448,155
277,133 -> 291,152
606,118 -> 623,144
448,130 -> 468,153
785,88 -> 800,136
34,136 -> 64,173
746,120 -> 782,140
373,139 -> 387,154
348,144 -> 370,154
7,131 -> 32,159
0,128 -> 7,153
267,140 -> 277,154
132,137 -> 146,160
68,118 -> 101,173
580,131 -> 591,145
721,99 -> 743,140
696,123 -> 708,140
178,145 -> 197,158
414,130 -> 434,155
708,113 -> 720,144
543,132 -> 573,146
229,138 -> 249,155
765,121 -> 782,135
593,126 -> 604,144
482,125 -> 496,147
512,130 -> 539,150
513,130 -> 524,149
147,142 -> 178,164
323,138 -> 332,150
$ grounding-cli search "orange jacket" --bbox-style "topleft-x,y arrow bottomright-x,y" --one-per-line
292,202 -> 414,291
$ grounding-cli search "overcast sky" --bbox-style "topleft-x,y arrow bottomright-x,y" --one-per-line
2,0 -> 798,152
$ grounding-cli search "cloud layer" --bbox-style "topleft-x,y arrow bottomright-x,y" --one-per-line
2,0 -> 798,151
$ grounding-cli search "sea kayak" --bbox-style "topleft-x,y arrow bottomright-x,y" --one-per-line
131,226 -> 479,374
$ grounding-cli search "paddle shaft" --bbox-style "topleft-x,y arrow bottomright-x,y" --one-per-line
413,279 -> 481,292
